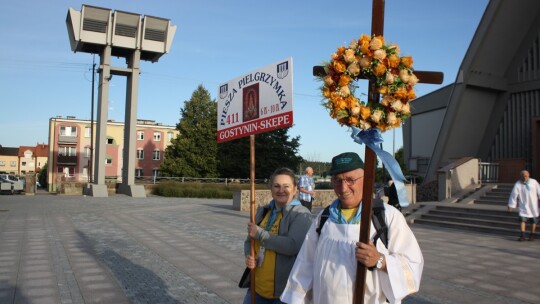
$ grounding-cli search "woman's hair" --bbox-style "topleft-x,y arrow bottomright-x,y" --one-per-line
268,167 -> 297,187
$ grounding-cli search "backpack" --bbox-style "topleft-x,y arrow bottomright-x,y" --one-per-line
315,198 -> 388,248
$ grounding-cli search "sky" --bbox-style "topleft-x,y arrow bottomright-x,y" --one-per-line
0,0 -> 489,164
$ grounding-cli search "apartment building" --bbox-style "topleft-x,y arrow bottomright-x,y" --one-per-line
0,146 -> 19,174
47,116 -> 178,192
18,144 -> 48,174
0,144 -> 48,175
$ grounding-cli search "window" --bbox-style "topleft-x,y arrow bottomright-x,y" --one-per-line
24,150 -> 33,158
105,158 -> 112,165
85,127 -> 91,137
60,126 -> 77,136
135,168 -> 143,177
22,162 -> 27,166
153,150 -> 160,160
59,146 -> 76,156
167,132 -> 174,142
137,149 -> 144,160
84,147 -> 91,157
10,161 -> 16,167
0,161 -> 5,166
106,137 -> 114,145
137,131 -> 144,140
153,132 -> 161,141
152,169 -> 160,178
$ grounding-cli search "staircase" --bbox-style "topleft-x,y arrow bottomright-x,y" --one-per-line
410,183 -> 537,237
473,183 -> 513,206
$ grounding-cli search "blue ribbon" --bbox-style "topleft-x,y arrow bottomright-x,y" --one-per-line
350,127 -> 409,208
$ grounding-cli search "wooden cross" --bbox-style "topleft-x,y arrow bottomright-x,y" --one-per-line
313,0 -> 443,303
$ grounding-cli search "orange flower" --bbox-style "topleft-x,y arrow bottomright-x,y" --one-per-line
345,96 -> 358,108
373,63 -> 387,76
349,116 -> 359,126
387,54 -> 400,68
378,85 -> 388,95
338,74 -> 352,87
360,106 -> 371,120
401,56 -> 413,68
406,88 -> 416,100
393,87 -> 407,99
333,60 -> 347,73
337,46 -> 346,56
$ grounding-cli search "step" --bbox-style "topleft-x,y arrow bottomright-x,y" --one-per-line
421,214 -> 517,229
474,199 -> 508,206
413,218 -> 524,237
483,192 -> 509,198
435,206 -> 508,216
429,210 -> 517,223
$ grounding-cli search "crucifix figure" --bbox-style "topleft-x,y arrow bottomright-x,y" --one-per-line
311,0 -> 443,303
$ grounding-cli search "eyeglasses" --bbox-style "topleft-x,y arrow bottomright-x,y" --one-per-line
331,176 -> 363,186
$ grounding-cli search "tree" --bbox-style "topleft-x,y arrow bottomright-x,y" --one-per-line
217,127 -> 304,179
161,85 -> 218,177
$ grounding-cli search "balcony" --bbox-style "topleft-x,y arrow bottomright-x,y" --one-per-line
58,135 -> 78,144
57,155 -> 78,165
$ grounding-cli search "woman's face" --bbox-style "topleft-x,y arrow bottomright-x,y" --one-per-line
271,174 -> 297,207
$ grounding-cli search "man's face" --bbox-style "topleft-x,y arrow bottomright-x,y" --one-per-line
331,168 -> 364,208
307,168 -> 313,176
521,171 -> 530,182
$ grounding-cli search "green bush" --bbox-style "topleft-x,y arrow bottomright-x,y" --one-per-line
153,182 -> 266,198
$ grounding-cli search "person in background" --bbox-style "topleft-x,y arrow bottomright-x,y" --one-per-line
298,167 -> 315,211
386,179 -> 402,212
281,152 -> 423,303
508,170 -> 540,241
242,167 -> 312,304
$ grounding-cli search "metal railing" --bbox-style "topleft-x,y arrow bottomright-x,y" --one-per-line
479,162 -> 499,183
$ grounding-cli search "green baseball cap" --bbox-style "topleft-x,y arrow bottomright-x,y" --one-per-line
329,152 -> 364,175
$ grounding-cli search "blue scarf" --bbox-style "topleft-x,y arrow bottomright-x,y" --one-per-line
328,199 -> 362,224
522,179 -> 530,191
264,198 -> 301,231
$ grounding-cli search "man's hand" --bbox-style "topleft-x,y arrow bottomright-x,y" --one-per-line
355,240 -> 384,270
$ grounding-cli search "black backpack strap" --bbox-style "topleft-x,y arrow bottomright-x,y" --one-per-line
316,205 -> 331,236
371,199 -> 388,248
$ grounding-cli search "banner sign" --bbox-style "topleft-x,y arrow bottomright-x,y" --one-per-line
217,57 -> 293,143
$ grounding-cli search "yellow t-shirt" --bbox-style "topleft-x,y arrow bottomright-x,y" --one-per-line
341,207 -> 359,222
254,211 -> 282,299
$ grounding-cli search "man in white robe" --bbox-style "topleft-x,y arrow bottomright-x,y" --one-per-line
280,152 -> 423,304
508,170 -> 540,241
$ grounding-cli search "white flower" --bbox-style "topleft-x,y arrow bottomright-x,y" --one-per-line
371,109 -> 383,123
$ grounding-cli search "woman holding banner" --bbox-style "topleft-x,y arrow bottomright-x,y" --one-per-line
242,167 -> 312,304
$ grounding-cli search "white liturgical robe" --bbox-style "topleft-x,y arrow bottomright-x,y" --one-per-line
280,204 -> 423,304
508,178 -> 540,218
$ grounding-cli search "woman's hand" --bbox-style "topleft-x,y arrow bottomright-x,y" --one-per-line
247,222 -> 260,239
245,255 -> 257,269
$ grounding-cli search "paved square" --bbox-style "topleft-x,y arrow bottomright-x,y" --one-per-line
0,194 -> 538,303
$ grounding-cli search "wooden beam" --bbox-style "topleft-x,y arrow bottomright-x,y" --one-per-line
313,66 -> 444,84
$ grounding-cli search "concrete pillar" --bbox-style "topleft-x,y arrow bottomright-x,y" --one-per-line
118,49 -> 146,197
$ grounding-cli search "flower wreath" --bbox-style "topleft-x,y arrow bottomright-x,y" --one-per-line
319,34 -> 418,132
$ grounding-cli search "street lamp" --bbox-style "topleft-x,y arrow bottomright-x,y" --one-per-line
66,4 -> 176,197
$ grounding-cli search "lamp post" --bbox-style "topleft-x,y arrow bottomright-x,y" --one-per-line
66,5 -> 176,197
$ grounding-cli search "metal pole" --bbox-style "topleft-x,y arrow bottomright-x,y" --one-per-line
90,55 -> 96,184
